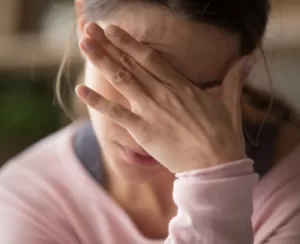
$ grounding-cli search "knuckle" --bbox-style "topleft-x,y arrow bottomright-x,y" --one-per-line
183,86 -> 195,96
87,92 -> 101,106
136,122 -> 153,144
142,49 -> 157,66
120,53 -> 137,69
169,95 -> 181,109
107,103 -> 122,117
160,90 -> 181,108
117,29 -> 131,45
112,68 -> 133,85
106,26 -> 130,44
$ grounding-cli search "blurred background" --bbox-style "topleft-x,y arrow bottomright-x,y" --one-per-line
0,0 -> 81,164
0,0 -> 299,165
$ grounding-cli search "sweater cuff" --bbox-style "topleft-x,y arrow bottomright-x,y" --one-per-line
176,159 -> 255,181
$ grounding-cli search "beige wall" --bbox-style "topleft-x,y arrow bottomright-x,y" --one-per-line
249,0 -> 300,110
0,0 -> 299,110
0,0 -> 20,35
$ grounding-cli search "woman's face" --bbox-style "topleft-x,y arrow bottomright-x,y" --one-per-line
83,4 -> 241,183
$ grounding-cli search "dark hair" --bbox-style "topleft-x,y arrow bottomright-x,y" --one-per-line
57,0 -> 284,123
83,0 -> 270,55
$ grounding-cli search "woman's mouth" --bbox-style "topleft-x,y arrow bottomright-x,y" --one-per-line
119,145 -> 159,166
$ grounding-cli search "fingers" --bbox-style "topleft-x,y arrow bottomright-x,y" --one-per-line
75,0 -> 83,20
104,25 -> 188,89
79,37 -> 149,106
221,55 -> 257,130
84,23 -> 122,62
84,23 -> 162,94
75,85 -> 141,129
83,23 -> 186,93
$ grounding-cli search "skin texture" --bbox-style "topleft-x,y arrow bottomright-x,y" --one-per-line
75,2 -> 255,239
80,4 -> 244,175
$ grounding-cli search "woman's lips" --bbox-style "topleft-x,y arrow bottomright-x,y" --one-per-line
120,146 -> 159,166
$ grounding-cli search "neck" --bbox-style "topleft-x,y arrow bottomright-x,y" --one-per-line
104,164 -> 176,239
100,95 -> 299,239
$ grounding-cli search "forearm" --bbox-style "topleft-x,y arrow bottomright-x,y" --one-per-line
166,159 -> 257,244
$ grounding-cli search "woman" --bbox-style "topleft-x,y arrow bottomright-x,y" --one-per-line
1,0 -> 300,243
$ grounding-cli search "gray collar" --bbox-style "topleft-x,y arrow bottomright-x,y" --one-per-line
73,121 -> 279,183
73,121 -> 104,184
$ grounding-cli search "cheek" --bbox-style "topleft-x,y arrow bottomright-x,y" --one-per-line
89,108 -> 127,142
85,63 -> 132,143
84,61 -> 130,107
84,62 -> 118,100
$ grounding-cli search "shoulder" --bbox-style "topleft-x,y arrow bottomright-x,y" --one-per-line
0,120 -> 84,181
0,120 -> 90,202
253,144 -> 300,243
0,120 -> 91,243
0,120 -> 85,202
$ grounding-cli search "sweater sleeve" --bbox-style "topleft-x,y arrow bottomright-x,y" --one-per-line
165,159 -> 258,244
264,210 -> 300,244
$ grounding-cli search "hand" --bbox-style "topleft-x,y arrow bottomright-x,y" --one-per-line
76,23 -> 256,173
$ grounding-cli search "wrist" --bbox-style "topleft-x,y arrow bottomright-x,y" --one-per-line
174,148 -> 247,173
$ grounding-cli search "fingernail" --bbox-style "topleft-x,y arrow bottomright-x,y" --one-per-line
86,23 -> 101,37
244,56 -> 257,73
75,0 -> 82,10
80,39 -> 95,53
77,86 -> 100,105
76,85 -> 91,99
105,25 -> 122,39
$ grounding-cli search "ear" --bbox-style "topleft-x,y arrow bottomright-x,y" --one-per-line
75,0 -> 86,41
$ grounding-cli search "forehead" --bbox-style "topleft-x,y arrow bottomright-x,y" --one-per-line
98,4 -> 241,85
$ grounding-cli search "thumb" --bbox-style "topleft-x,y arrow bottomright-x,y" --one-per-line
221,55 -> 257,131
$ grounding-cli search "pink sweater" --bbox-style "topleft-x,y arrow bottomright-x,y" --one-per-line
1,122 -> 300,244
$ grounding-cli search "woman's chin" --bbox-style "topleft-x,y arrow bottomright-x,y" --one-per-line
100,140 -> 171,183
106,150 -> 169,184
118,158 -> 169,183
119,144 -> 160,167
